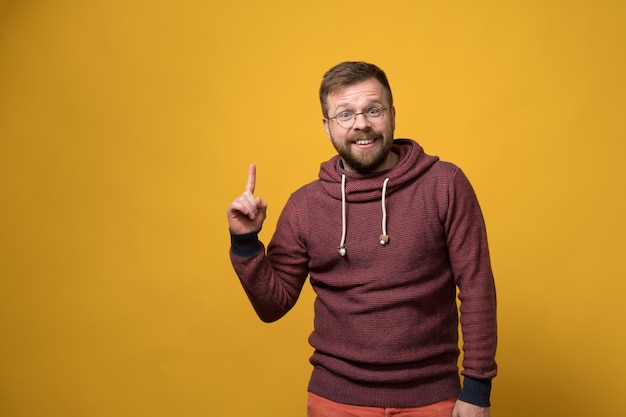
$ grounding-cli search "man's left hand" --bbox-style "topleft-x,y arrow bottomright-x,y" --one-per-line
452,400 -> 490,417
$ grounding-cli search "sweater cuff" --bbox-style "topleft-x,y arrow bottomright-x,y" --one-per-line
230,230 -> 262,257
458,376 -> 492,407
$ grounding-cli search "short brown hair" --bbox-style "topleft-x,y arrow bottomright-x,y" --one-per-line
319,61 -> 393,118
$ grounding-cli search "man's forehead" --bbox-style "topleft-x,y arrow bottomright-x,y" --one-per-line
328,79 -> 386,105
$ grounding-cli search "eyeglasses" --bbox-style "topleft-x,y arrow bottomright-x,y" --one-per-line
329,107 -> 388,128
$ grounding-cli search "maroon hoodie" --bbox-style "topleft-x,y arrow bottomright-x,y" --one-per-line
229,139 -> 497,407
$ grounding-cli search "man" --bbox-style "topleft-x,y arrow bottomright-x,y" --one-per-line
227,62 -> 497,417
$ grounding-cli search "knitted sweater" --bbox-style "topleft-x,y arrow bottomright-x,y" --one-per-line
230,139 -> 497,407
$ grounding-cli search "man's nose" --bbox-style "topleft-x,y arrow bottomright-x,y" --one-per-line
352,112 -> 371,129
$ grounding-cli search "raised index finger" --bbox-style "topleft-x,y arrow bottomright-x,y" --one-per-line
245,163 -> 256,194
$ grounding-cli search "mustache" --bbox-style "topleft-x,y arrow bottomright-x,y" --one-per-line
348,130 -> 379,142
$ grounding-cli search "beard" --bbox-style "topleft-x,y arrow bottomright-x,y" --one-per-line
330,129 -> 394,173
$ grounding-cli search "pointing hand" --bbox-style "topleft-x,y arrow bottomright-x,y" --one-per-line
227,164 -> 267,234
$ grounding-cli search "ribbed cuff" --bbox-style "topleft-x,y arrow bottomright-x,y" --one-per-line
229,230 -> 262,257
458,376 -> 491,407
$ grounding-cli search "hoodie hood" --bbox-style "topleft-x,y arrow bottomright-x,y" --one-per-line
318,139 -> 439,202
318,139 -> 439,256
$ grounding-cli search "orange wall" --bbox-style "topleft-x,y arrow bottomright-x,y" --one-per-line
1,1 -> 624,416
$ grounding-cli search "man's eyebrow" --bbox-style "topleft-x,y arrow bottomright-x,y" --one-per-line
333,99 -> 384,110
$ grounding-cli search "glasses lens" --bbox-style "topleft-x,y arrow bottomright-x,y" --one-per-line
366,107 -> 384,123
337,112 -> 354,128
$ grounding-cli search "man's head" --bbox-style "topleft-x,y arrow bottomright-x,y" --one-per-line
320,62 -> 397,173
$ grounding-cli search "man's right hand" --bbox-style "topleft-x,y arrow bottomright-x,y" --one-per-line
227,163 -> 267,234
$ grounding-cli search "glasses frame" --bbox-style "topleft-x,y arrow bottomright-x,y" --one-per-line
329,107 -> 389,128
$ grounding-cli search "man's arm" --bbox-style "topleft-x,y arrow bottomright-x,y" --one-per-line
227,164 -> 308,322
444,167 -> 498,408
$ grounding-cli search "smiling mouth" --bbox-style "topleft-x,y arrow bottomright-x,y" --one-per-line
354,138 -> 375,145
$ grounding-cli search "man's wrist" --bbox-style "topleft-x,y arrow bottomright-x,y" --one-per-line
458,376 -> 492,407
230,230 -> 262,257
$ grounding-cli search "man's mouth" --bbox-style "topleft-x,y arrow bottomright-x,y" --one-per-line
351,131 -> 379,146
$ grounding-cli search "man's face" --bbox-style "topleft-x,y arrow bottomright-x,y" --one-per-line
323,78 -> 396,173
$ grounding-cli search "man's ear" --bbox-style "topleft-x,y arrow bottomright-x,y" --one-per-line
323,118 -> 332,140
390,106 -> 396,131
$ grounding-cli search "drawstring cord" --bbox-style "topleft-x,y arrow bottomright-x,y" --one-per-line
380,177 -> 390,245
338,174 -> 347,256
338,175 -> 390,256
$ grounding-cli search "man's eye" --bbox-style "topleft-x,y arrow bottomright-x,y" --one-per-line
338,111 -> 353,120
367,107 -> 381,116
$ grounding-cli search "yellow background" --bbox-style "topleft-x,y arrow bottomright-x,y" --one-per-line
1,1 -> 624,416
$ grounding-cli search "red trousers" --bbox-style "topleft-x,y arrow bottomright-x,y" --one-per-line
307,393 -> 456,417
